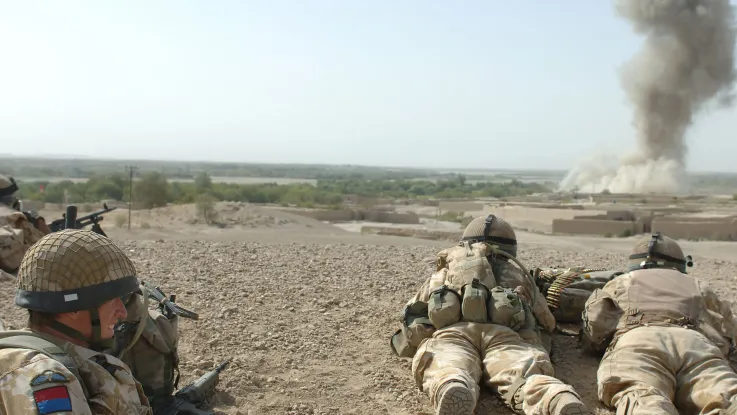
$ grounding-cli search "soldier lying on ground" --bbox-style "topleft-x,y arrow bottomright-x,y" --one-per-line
581,232 -> 737,415
390,214 -> 589,415
0,174 -> 50,275
0,229 -> 152,414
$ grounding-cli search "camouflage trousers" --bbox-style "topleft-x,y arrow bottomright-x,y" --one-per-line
411,322 -> 579,414
599,325 -> 737,415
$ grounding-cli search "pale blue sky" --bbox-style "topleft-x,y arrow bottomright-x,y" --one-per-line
1,1 -> 735,172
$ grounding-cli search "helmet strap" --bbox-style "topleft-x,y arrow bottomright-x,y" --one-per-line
46,309 -> 115,352
482,214 -> 496,239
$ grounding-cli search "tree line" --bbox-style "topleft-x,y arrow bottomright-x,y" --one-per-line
15,171 -> 552,209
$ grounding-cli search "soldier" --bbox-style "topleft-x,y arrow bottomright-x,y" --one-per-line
0,229 -> 153,414
0,174 -> 50,274
581,232 -> 737,414
390,214 -> 589,415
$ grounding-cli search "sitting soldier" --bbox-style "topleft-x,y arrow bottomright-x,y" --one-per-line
390,214 -> 589,415
581,232 -> 737,414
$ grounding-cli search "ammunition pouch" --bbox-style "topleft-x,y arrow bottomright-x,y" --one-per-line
428,285 -> 462,329
460,278 -> 491,323
390,301 -> 435,358
488,286 -> 526,331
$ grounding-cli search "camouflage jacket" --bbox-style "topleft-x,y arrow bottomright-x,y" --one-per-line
0,205 -> 45,273
0,329 -> 152,415
582,269 -> 737,357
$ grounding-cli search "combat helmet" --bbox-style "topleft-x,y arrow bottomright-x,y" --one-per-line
15,229 -> 139,348
628,232 -> 693,273
461,214 -> 517,257
0,174 -> 19,208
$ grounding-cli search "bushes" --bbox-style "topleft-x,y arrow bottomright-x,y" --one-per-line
16,172 -> 551,208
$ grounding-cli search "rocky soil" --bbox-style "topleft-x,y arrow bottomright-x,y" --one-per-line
2,209 -> 737,414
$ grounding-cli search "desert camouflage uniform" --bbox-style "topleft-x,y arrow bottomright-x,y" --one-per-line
582,233 -> 737,415
0,229 -> 152,414
0,204 -> 45,273
0,329 -> 151,414
398,215 -> 587,414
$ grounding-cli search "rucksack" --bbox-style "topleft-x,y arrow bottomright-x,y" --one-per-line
114,294 -> 180,406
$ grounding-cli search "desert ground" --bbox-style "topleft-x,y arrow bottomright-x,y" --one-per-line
2,202 -> 736,415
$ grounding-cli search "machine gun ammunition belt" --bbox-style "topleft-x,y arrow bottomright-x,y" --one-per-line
545,268 -> 607,310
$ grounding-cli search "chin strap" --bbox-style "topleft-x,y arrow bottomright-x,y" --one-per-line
47,310 -> 115,352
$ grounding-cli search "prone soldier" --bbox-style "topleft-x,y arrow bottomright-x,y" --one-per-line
581,232 -> 737,414
391,214 -> 589,415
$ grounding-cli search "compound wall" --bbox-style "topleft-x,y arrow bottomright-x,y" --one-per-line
552,219 -> 638,236
286,208 -> 421,224
651,218 -> 737,241
438,201 -> 484,212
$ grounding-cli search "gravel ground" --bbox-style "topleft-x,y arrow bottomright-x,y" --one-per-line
2,217 -> 736,414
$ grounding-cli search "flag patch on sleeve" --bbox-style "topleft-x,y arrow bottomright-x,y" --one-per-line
33,385 -> 72,414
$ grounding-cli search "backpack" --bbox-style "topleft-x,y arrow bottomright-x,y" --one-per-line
113,293 -> 180,406
0,330 -> 90,397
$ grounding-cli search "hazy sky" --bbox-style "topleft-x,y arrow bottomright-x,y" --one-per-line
1,1 -> 735,172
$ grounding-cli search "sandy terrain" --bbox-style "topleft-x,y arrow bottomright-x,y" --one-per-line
3,202 -> 736,414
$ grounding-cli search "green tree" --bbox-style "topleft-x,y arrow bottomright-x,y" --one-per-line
195,193 -> 219,224
194,171 -> 213,193
134,172 -> 169,208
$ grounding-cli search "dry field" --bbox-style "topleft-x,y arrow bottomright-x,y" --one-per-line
2,203 -> 736,415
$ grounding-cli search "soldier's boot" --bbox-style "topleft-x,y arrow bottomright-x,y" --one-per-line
549,392 -> 590,415
435,380 -> 475,415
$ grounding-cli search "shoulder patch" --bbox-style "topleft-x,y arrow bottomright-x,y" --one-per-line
30,371 -> 70,387
33,385 -> 72,414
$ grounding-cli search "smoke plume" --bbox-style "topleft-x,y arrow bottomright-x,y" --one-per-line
559,0 -> 736,194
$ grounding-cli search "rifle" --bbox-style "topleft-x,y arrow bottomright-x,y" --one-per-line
153,359 -> 232,415
142,281 -> 199,320
49,203 -> 117,236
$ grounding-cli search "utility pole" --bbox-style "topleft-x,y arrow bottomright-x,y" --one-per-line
126,166 -> 137,230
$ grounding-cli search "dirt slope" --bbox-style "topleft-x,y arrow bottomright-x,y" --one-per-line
2,207 -> 736,414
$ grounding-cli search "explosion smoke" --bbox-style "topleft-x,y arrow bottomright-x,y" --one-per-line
559,0 -> 736,194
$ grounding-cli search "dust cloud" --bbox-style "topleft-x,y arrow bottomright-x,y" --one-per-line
559,0 -> 736,193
